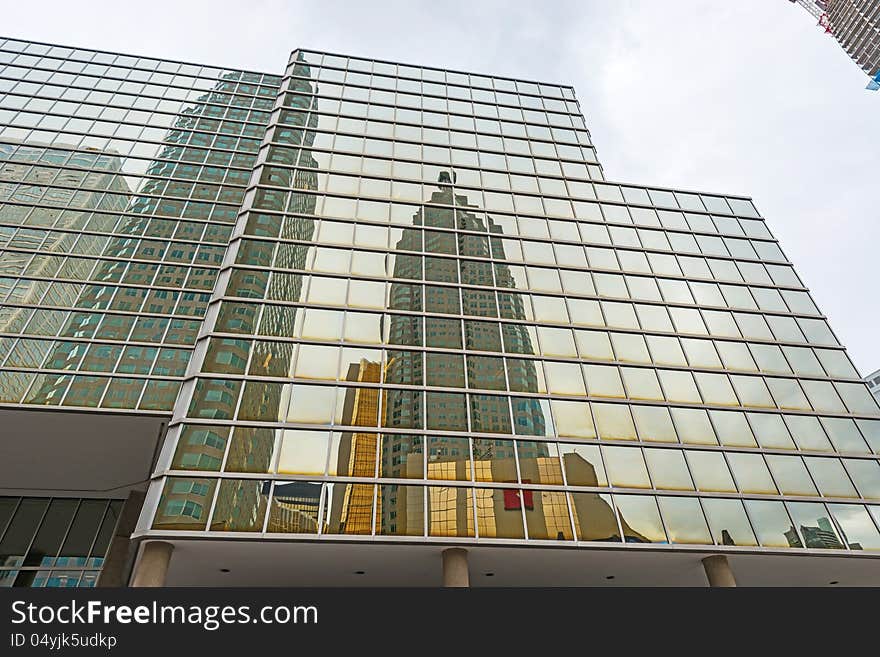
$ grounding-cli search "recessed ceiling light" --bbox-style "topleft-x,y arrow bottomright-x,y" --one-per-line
829,580 -> 839,585
219,568 -> 230,573
354,570 -> 366,575
484,572 -> 494,577
605,575 -> 615,580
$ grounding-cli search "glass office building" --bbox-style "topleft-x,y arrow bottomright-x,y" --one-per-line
2,37 -> 880,586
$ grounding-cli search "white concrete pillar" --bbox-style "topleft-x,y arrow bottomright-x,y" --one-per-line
442,548 -> 469,587
702,554 -> 736,587
131,541 -> 174,587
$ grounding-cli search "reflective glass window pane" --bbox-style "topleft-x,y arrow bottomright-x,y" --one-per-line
823,418 -> 871,454
151,478 -> 216,531
550,400 -> 596,438
727,452 -> 777,494
226,427 -> 275,473
828,504 -> 880,551
559,443 -> 607,486
209,479 -> 269,532
427,486 -> 474,537
602,446 -> 650,488
701,498 -> 758,547
786,502 -> 844,549
277,430 -> 330,475
474,487 -> 524,539
657,496 -> 712,545
685,450 -> 736,492
785,415 -> 833,452
709,410 -> 757,447
267,481 -> 322,534
644,448 -> 693,490
749,412 -> 795,449
613,494 -> 667,543
766,455 -> 817,496
671,408 -> 717,445
803,457 -> 857,498
843,459 -> 880,500
632,405 -> 678,443
744,500 -> 801,548
517,441 -> 563,485
569,492 -> 620,541
592,402 -> 637,441
377,485 -> 424,537
427,436 -> 471,481
526,490 -> 574,540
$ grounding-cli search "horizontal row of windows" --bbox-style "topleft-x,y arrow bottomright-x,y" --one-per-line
1,142 -> 261,180
0,175 -> 240,213
0,279 -> 211,316
0,165 -> 250,203
284,94 -> 585,134
0,177 -> 245,207
222,274 -> 836,346
278,126 -> 593,172
0,253 -> 218,291
1,196 -> 241,224
1,102 -> 268,140
292,57 -> 575,102
176,426 -> 880,486
168,425 -> 880,498
1,230 -> 227,263
3,89 -> 272,128
282,83 -> 583,132
150,475 -> 880,551
228,258 -> 813,323
1,39 -> 279,83
244,198 -> 770,247
0,568 -> 101,588
1,224 -> 232,253
294,50 -> 575,98
0,337 -> 189,375
0,369 -> 180,410
268,125 -> 597,169
187,357 -> 880,422
1,59 -> 277,99
0,75 -> 277,113
201,328 -> 858,381
250,186 -> 757,236
0,126 -> 263,165
263,139 -> 754,218
209,301 -> 856,375
2,163 -> 252,195
270,145 -> 602,188
185,377 -> 880,436
235,236 -> 795,290
0,307 -> 200,345
279,102 -> 589,144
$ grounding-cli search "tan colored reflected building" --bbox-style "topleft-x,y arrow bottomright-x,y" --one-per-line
326,358 -> 382,534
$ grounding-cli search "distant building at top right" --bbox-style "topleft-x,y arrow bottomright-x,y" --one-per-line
788,0 -> 880,89
867,369 -> 880,404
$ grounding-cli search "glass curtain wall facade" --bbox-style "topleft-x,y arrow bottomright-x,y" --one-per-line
3,38 -> 880,585
0,39 -> 279,411
0,36 -> 280,587
146,49 -> 880,553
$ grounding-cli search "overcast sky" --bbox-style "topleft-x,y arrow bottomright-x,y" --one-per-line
6,0 -> 879,374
